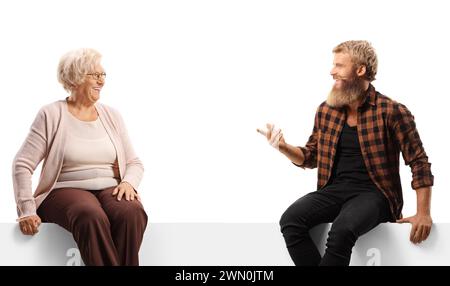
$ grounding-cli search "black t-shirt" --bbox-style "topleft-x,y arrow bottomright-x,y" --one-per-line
329,122 -> 377,187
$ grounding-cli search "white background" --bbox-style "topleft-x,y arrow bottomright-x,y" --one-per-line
0,0 -> 448,223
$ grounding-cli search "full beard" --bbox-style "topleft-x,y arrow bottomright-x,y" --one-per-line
326,76 -> 366,108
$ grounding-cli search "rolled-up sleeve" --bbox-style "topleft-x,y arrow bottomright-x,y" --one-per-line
294,109 -> 319,169
392,103 -> 434,190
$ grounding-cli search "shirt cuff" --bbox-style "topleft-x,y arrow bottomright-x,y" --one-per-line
16,199 -> 37,221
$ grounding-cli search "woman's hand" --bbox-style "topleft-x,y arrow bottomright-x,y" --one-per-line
112,181 -> 141,201
19,215 -> 41,235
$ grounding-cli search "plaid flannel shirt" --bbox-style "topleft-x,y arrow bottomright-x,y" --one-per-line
297,84 -> 434,220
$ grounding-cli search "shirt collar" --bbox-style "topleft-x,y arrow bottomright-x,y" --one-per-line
360,83 -> 377,107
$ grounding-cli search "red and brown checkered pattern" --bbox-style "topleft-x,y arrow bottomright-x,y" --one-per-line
297,84 -> 434,220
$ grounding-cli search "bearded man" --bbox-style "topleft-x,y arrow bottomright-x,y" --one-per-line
257,40 -> 434,266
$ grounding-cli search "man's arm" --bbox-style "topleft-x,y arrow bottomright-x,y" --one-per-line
397,187 -> 432,244
257,120 -> 317,168
391,103 -> 434,243
278,141 -> 305,166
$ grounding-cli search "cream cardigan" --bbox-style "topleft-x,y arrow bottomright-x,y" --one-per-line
12,100 -> 144,219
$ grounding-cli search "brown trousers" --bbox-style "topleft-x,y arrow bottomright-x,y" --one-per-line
37,187 -> 148,266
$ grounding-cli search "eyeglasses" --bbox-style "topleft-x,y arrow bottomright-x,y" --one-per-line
86,72 -> 107,80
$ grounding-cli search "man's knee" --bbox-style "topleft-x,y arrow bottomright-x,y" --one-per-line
279,208 -> 294,230
279,206 -> 308,233
279,192 -> 323,229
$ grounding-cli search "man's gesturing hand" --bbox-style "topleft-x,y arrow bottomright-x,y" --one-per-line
257,123 -> 285,150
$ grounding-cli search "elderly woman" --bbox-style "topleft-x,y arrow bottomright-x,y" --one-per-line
12,48 -> 148,266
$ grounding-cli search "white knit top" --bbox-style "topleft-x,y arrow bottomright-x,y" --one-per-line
53,110 -> 120,190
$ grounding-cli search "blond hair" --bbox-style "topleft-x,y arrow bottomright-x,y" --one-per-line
57,48 -> 102,92
333,40 -> 378,81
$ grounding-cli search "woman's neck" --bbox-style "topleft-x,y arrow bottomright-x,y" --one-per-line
66,95 -> 98,121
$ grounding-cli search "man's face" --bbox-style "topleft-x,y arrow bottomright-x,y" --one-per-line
330,52 -> 358,90
326,52 -> 365,108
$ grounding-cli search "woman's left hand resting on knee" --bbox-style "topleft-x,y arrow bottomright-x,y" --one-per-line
112,181 -> 141,202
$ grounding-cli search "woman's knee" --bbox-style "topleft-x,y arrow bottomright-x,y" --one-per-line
70,204 -> 110,227
112,202 -> 148,226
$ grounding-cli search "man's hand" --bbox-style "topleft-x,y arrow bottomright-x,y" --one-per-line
19,215 -> 41,236
397,214 -> 432,244
112,181 -> 141,201
257,123 -> 285,150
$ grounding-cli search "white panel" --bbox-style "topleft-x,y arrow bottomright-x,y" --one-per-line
1,223 -> 448,266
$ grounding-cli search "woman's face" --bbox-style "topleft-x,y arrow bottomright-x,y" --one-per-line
72,64 -> 105,104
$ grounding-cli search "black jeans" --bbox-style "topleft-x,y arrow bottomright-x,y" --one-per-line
279,183 -> 392,266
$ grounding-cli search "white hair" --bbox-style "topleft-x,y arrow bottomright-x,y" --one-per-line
57,48 -> 102,92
